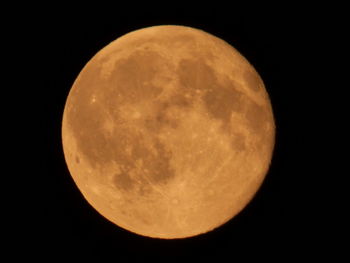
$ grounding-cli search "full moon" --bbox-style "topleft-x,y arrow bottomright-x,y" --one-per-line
62,25 -> 275,239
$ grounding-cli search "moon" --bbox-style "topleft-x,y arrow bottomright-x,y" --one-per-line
61,25 -> 275,239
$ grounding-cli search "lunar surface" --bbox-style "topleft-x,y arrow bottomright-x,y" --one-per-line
62,25 -> 275,239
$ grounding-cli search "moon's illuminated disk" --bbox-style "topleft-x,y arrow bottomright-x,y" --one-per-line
62,25 -> 275,239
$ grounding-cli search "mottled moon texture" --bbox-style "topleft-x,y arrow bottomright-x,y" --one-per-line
62,25 -> 275,239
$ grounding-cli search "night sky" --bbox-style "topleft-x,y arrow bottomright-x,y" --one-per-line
22,5 -> 320,260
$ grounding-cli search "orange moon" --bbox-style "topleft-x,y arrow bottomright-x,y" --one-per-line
62,25 -> 275,239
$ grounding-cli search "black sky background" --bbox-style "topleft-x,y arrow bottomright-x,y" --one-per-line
19,5 -> 324,260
